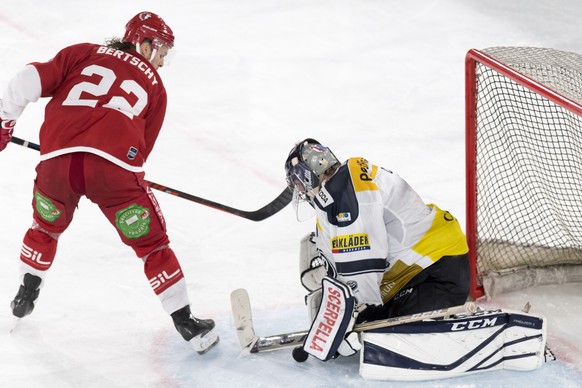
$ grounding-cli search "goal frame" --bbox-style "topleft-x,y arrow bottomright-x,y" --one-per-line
465,48 -> 582,299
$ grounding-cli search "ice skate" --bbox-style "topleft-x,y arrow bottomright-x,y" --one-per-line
171,305 -> 219,354
10,273 -> 42,318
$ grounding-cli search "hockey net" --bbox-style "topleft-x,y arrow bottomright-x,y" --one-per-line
466,47 -> 582,298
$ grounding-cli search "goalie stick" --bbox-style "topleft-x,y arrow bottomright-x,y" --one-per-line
230,288 -> 477,353
10,136 -> 292,221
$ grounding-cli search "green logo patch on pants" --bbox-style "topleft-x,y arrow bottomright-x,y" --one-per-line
115,204 -> 151,239
34,191 -> 62,222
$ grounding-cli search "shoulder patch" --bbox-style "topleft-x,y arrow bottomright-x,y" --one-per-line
348,158 -> 379,192
315,164 -> 359,227
315,185 -> 334,208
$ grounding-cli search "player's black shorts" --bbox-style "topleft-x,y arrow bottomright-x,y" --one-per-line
357,253 -> 470,322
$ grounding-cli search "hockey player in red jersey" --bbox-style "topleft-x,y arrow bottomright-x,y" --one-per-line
284,138 -> 470,361
0,11 -> 218,354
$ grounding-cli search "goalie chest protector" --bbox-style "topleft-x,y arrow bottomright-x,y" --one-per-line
359,309 -> 547,381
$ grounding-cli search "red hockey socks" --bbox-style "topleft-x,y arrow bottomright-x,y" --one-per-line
18,228 -> 58,287
143,247 -> 189,314
20,228 -> 57,272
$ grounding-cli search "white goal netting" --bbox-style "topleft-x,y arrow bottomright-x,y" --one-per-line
469,47 -> 582,297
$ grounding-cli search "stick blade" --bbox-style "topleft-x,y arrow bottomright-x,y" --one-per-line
230,288 -> 259,349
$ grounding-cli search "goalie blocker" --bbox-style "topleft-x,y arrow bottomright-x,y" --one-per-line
304,277 -> 358,361
360,308 -> 549,381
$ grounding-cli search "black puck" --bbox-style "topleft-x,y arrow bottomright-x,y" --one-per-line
292,346 -> 309,362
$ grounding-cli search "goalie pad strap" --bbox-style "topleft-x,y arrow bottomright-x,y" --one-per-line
303,277 -> 355,361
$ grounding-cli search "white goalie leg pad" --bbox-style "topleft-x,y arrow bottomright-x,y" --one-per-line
360,308 -> 548,381
303,277 -> 356,361
305,288 -> 323,323
299,232 -> 327,292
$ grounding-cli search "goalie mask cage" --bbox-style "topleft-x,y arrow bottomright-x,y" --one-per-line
466,47 -> 582,299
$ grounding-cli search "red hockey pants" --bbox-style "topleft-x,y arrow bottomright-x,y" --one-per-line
21,152 -> 184,296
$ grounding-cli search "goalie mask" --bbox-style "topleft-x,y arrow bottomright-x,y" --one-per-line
124,11 -> 175,62
284,138 -> 340,215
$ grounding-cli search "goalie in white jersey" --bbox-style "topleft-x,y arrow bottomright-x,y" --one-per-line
285,138 -> 470,361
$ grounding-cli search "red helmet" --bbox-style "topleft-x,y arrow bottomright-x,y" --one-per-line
123,11 -> 175,50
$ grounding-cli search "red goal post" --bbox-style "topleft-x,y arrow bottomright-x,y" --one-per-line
465,47 -> 582,299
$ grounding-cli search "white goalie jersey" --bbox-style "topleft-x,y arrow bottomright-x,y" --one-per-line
311,157 -> 468,306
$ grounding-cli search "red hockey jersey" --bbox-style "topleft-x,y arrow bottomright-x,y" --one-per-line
30,43 -> 167,171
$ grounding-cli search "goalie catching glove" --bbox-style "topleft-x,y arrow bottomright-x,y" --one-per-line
303,277 -> 362,361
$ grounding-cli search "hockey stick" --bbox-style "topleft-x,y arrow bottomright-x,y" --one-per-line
230,288 -> 477,353
10,136 -> 292,221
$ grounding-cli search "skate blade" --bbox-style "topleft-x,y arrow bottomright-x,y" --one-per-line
190,328 -> 219,355
9,316 -> 21,333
